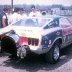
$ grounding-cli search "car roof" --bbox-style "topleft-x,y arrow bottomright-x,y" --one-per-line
26,15 -> 64,20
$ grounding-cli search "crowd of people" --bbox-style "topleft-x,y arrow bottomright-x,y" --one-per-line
0,5 -> 48,28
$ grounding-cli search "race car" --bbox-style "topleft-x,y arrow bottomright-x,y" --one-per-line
0,16 -> 72,64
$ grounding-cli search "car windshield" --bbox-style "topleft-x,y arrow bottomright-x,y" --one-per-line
13,17 -> 52,27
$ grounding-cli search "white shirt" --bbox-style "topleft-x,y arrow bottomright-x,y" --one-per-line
10,12 -> 21,24
29,11 -> 41,17
2,13 -> 12,25
6,13 -> 12,25
19,13 -> 27,19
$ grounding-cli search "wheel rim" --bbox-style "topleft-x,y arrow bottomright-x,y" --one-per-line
53,45 -> 59,60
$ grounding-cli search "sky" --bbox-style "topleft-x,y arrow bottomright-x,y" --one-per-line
0,0 -> 72,6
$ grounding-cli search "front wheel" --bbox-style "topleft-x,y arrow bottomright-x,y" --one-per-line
45,43 -> 60,64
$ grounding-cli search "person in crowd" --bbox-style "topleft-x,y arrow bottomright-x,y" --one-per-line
0,5 -> 11,28
18,8 -> 27,19
29,5 -> 41,17
6,6 -> 12,25
10,7 -> 21,24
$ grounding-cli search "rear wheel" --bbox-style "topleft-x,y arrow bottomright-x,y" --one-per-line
0,41 -> 3,53
45,43 -> 60,64
1,36 -> 17,54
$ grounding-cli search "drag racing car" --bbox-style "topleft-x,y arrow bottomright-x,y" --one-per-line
0,16 -> 72,64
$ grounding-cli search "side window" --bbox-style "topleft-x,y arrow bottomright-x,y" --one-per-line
44,19 -> 59,29
60,18 -> 71,28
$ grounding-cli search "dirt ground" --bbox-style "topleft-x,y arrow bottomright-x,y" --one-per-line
0,44 -> 72,72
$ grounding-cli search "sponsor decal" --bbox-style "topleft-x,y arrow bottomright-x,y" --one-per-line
56,32 -> 60,35
63,28 -> 72,36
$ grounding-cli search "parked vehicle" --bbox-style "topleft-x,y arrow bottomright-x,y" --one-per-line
0,16 -> 72,63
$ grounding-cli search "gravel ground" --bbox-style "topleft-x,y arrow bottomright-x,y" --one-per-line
0,44 -> 72,72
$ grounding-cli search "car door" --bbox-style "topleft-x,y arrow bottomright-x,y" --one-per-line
60,17 -> 72,45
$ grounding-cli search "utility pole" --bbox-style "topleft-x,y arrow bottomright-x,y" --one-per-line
11,0 -> 13,12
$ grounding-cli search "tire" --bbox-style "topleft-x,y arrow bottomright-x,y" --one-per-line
45,43 -> 60,64
0,45 -> 1,52
0,41 -> 2,53
0,46 -> 2,53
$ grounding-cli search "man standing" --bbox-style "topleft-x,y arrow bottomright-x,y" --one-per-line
0,5 -> 11,28
18,8 -> 27,19
10,7 -> 22,24
29,5 -> 41,17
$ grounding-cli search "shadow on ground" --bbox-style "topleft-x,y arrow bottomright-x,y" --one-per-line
1,44 -> 72,72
